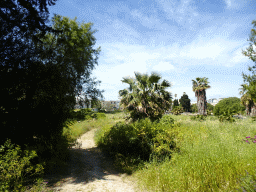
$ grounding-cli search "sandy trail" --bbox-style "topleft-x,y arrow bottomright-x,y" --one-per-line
43,128 -> 143,192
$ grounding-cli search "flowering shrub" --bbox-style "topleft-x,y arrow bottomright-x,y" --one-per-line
242,136 -> 256,144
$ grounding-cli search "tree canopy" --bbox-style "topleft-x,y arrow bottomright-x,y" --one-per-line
0,0 -> 102,175
119,72 -> 172,122
179,92 -> 191,112
213,97 -> 245,116
240,19 -> 256,116
173,99 -> 179,108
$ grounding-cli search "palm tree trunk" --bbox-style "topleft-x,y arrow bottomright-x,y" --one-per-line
245,104 -> 250,116
197,91 -> 207,115
250,103 -> 256,117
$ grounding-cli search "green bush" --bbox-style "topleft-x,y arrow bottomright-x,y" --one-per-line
191,104 -> 198,113
0,139 -> 44,192
172,106 -> 183,115
158,115 -> 175,126
91,113 -> 106,119
213,97 -> 245,116
218,110 -> 236,123
190,114 -> 207,121
97,118 -> 179,167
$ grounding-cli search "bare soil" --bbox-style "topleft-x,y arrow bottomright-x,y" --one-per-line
41,128 -> 144,192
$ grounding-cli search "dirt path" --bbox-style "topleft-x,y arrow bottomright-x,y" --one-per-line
43,128 -> 143,192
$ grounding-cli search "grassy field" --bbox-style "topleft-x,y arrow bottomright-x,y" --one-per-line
132,114 -> 256,192
23,111 -> 256,191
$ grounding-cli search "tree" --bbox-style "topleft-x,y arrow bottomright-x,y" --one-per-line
240,19 -> 256,117
213,97 -> 245,116
0,2 -> 101,175
76,77 -> 104,109
102,102 -> 116,111
192,77 -> 211,115
240,92 -> 254,115
173,99 -> 179,108
119,72 -> 172,122
0,0 -> 59,148
207,103 -> 214,115
191,103 -> 198,113
179,92 -> 191,112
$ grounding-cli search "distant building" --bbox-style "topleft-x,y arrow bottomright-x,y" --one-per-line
101,100 -> 123,110
207,98 -> 225,106
191,98 -> 226,106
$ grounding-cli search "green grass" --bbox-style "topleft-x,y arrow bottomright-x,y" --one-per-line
21,112 -> 256,191
24,111 -> 127,191
132,114 -> 256,192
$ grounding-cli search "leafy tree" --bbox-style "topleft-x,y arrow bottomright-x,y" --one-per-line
173,99 -> 179,108
240,19 -> 256,117
213,97 -> 245,116
191,103 -> 198,113
207,103 -> 214,112
101,102 -> 116,111
0,1 -> 101,176
192,77 -> 211,115
76,77 -> 104,109
172,106 -> 183,115
0,0 -> 59,149
179,92 -> 191,112
119,72 -> 172,122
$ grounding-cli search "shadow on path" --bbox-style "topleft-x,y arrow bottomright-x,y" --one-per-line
42,145 -> 126,190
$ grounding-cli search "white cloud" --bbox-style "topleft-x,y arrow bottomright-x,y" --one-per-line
157,0 -> 199,27
152,61 -> 175,71
224,0 -> 232,8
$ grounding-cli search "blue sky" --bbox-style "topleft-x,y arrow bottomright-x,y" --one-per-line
48,0 -> 256,102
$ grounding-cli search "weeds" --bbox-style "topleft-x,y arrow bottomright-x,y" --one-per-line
0,139 -> 44,192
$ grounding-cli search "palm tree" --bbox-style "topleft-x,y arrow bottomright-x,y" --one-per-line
192,77 -> 211,115
240,80 -> 256,117
119,72 -> 172,122
240,92 -> 253,116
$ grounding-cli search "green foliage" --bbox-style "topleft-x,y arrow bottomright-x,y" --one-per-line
190,114 -> 207,121
236,170 -> 256,192
173,99 -> 179,108
240,19 -> 256,115
213,97 -> 245,116
207,103 -> 214,112
218,110 -> 236,123
91,113 -> 106,119
158,115 -> 175,126
119,72 -> 172,122
69,109 -> 106,121
179,93 -> 191,112
192,77 -> 211,115
97,118 -> 179,172
251,116 -> 256,122
0,139 -> 44,192
172,106 -> 183,115
191,103 -> 198,113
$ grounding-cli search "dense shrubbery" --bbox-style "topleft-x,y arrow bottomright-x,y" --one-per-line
190,114 -> 207,121
191,104 -> 198,113
172,106 -> 183,115
213,97 -> 245,116
218,111 -> 236,123
97,117 -> 179,172
0,139 -> 44,191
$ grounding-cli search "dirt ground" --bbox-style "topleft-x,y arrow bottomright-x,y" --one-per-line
42,128 -> 145,192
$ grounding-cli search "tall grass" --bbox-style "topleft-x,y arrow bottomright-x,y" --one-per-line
133,115 -> 256,192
